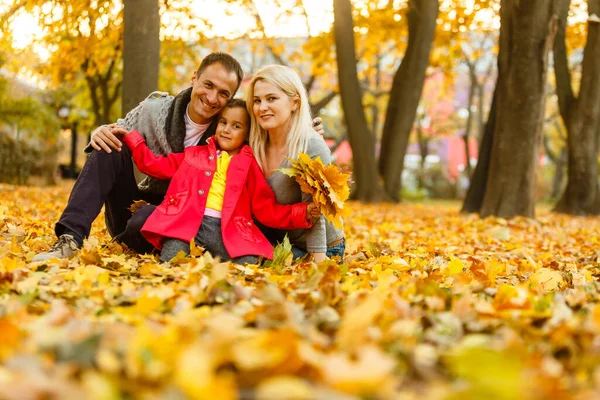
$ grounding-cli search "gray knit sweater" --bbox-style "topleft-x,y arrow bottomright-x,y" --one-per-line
263,135 -> 345,253
91,87 -> 217,194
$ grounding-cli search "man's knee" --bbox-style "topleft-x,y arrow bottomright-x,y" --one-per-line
127,205 -> 156,231
88,146 -> 132,165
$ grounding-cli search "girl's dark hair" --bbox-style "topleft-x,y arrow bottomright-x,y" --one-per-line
225,98 -> 247,110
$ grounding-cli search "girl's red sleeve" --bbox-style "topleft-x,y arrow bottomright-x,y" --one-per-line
122,130 -> 185,180
245,158 -> 312,229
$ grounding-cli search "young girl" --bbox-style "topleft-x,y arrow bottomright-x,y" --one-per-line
115,99 -> 320,264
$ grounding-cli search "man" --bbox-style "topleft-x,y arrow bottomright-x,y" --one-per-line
34,53 -> 323,261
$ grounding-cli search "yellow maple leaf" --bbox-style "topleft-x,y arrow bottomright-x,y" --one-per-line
530,268 -> 564,292
278,153 -> 351,229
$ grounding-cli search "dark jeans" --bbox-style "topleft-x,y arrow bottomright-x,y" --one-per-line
291,238 -> 346,260
55,146 -> 163,253
160,216 -> 259,265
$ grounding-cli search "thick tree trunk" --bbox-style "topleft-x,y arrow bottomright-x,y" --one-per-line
479,0 -> 558,218
122,0 -> 160,116
461,84 -> 498,213
333,0 -> 387,201
554,0 -> 600,214
378,0 -> 439,201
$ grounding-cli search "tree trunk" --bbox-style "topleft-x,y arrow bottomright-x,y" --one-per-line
477,83 -> 486,144
122,0 -> 160,116
479,0 -> 558,218
463,64 -> 477,178
416,124 -> 429,190
461,83 -> 498,213
554,0 -> 600,214
333,0 -> 387,201
371,55 -> 383,135
378,0 -> 439,201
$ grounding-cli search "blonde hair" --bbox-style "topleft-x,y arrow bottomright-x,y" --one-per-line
246,65 -> 314,172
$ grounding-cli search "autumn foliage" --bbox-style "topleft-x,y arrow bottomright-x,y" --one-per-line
0,182 -> 599,398
279,153 -> 351,229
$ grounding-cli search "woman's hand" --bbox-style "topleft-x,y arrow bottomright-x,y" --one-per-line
90,124 -> 128,153
306,203 -> 321,223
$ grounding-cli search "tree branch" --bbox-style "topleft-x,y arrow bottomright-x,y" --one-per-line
553,0 -> 575,124
543,132 -> 560,164
304,74 -> 316,94
109,80 -> 122,107
311,90 -> 338,115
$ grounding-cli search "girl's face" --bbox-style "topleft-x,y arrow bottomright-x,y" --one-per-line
252,80 -> 298,133
215,107 -> 249,155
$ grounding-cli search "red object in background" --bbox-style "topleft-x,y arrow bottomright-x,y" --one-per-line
446,136 -> 479,180
325,139 -> 353,166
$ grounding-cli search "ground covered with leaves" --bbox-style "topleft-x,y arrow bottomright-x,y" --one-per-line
1,183 -> 600,399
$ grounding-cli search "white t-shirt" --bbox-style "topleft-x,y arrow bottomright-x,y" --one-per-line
183,105 -> 212,148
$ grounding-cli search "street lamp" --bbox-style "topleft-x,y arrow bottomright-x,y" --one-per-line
58,105 -> 87,179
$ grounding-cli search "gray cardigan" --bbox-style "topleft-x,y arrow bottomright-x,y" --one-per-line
88,87 -> 217,194
265,135 -> 345,253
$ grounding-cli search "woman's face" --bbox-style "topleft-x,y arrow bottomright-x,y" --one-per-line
252,80 -> 297,133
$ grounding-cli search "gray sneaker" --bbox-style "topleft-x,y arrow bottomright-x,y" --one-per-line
32,234 -> 80,262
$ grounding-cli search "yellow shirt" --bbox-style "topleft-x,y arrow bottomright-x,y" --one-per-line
205,151 -> 232,212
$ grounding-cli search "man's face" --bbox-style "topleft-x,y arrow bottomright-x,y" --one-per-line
189,62 -> 239,125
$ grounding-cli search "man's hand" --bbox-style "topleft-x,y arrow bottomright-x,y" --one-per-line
312,117 -> 325,136
306,203 -> 321,223
90,124 -> 128,153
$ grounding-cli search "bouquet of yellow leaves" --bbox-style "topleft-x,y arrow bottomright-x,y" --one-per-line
279,153 -> 351,229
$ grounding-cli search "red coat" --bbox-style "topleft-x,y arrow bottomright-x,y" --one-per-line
123,130 -> 312,259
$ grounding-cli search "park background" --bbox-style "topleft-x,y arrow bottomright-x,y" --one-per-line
2,0 -> 600,399
2,0 -> 597,216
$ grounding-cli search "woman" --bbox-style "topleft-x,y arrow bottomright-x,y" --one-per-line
246,65 -> 345,262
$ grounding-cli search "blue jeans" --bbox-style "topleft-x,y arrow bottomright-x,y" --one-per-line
291,238 -> 346,260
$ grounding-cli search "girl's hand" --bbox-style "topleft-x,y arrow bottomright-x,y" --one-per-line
110,126 -> 129,139
306,203 -> 320,223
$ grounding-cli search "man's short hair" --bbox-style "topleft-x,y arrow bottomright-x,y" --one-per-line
197,53 -> 244,93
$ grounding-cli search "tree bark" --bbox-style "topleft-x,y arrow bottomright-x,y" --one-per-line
463,62 -> 477,178
479,0 -> 559,218
333,0 -> 388,201
122,0 -> 160,116
461,82 -> 498,213
554,0 -> 600,214
378,0 -> 439,201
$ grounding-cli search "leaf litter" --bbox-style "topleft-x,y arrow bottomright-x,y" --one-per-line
2,183 -> 600,399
